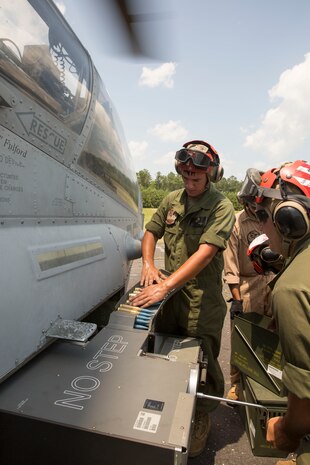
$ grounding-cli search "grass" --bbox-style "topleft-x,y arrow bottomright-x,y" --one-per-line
142,208 -> 164,244
143,208 -> 157,228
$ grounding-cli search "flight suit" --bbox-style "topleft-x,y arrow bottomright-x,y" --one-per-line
145,183 -> 235,412
270,237 -> 310,465
224,209 -> 273,315
224,209 -> 274,385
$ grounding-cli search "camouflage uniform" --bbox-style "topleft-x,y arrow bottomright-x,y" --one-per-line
270,237 -> 310,465
224,209 -> 274,385
146,183 -> 235,412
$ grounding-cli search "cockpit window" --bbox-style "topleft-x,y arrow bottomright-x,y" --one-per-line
78,74 -> 139,212
0,0 -> 91,133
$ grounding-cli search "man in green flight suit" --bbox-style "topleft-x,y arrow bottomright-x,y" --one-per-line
239,160 -> 310,465
130,140 -> 235,457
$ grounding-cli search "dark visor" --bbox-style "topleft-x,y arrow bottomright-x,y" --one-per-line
238,168 -> 262,204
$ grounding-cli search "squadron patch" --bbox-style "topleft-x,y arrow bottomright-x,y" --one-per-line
247,230 -> 260,245
166,209 -> 178,225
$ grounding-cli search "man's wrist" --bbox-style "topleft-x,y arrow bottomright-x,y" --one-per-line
162,279 -> 176,297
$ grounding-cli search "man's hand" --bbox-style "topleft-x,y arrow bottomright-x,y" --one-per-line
228,298 -> 243,319
130,282 -> 169,308
140,262 -> 166,287
266,416 -> 300,452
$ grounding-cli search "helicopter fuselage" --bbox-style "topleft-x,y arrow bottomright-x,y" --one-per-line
0,0 -> 143,382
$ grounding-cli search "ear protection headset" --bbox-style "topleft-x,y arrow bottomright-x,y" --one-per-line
175,140 -> 224,183
273,199 -> 310,240
247,233 -> 284,274
250,244 -> 283,274
257,161 -> 310,241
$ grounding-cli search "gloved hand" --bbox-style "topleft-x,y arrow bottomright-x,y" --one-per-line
227,298 -> 243,320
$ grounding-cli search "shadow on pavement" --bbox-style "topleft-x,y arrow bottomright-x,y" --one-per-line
189,403 -> 245,465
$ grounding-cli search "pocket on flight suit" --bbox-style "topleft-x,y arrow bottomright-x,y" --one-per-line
164,223 -> 178,260
184,225 -> 204,256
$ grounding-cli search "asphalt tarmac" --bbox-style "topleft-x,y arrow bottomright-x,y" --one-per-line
126,243 -> 288,465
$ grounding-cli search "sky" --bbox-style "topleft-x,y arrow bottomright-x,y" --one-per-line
56,0 -> 310,181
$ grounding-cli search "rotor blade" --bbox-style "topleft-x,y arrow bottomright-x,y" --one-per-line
98,0 -> 177,60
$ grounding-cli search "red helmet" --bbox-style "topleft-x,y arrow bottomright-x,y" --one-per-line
239,160 -> 310,241
257,160 -> 310,203
238,160 -> 310,205
175,140 -> 223,182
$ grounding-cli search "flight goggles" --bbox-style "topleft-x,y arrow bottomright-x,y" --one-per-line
238,168 -> 283,205
175,148 -> 214,169
239,168 -> 310,209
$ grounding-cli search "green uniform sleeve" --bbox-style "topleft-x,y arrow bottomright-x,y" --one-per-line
273,286 -> 310,399
199,198 -> 235,250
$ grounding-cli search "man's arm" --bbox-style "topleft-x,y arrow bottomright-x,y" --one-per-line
223,223 -> 243,317
228,283 -> 242,300
267,392 -> 310,451
130,242 -> 219,307
223,224 -> 240,288
140,230 -> 166,286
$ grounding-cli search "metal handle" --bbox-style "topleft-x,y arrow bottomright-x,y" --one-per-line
196,392 -> 270,424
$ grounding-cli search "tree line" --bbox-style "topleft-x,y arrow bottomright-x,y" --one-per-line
137,169 -> 243,210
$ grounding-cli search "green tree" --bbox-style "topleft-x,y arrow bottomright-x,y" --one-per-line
217,175 -> 242,193
137,170 -> 243,209
142,186 -> 168,208
154,172 -> 165,190
225,191 -> 241,210
137,169 -> 152,189
217,176 -> 243,210
166,172 -> 184,191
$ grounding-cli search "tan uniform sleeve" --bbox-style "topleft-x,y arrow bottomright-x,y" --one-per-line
223,221 -> 240,285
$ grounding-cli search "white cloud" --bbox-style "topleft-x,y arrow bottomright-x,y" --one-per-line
149,120 -> 188,142
128,140 -> 148,161
154,150 -> 175,167
55,2 -> 66,15
139,62 -> 176,88
244,53 -> 310,161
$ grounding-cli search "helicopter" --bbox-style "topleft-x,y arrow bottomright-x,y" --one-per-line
0,0 -> 144,383
0,3 -> 285,464
0,2 -> 202,465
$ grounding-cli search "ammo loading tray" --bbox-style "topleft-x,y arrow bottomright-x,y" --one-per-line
232,312 -> 288,458
0,277 -> 202,465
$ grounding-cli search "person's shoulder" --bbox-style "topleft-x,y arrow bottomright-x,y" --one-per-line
209,184 -> 227,200
238,209 -> 257,223
293,235 -> 310,258
209,185 -> 234,210
169,188 -> 184,196
165,188 -> 182,199
274,240 -> 310,291
287,239 -> 310,275
235,209 -> 245,220
162,188 -> 184,205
